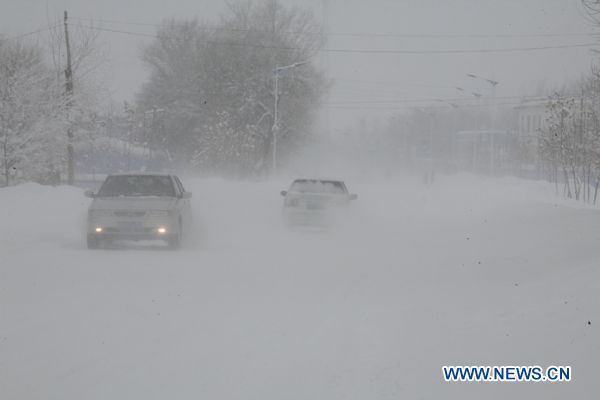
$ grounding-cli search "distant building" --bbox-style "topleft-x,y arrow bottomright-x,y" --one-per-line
75,136 -> 171,180
515,98 -> 547,154
515,99 -> 547,138
454,130 -> 511,174
511,98 -> 549,177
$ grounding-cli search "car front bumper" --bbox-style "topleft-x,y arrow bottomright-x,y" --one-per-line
88,216 -> 176,241
282,207 -> 338,226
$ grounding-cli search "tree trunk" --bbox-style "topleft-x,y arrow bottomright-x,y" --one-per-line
594,176 -> 600,206
3,141 -> 9,187
554,165 -> 559,195
588,164 -> 592,203
563,167 -> 572,198
571,165 -> 580,200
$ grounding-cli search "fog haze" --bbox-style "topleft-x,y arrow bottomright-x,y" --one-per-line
2,1 -> 600,398
1,0 -> 595,130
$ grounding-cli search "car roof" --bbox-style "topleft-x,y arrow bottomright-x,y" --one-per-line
108,172 -> 173,177
292,178 -> 346,184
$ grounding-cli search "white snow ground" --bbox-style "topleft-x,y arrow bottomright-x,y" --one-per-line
0,174 -> 598,399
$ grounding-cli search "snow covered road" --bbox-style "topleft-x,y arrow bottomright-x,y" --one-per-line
1,175 -> 599,399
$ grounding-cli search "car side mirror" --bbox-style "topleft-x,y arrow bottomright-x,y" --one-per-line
84,189 -> 95,198
181,192 -> 192,199
280,190 -> 287,197
349,194 -> 358,200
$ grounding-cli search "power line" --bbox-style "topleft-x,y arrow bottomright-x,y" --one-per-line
75,17 -> 159,28
322,101 -> 528,111
73,17 -> 321,37
78,25 -> 598,55
334,78 -> 460,88
82,26 -> 157,38
329,32 -> 596,39
1,23 -> 61,42
331,84 -> 472,98
72,16 -> 596,39
322,43 -> 596,55
325,95 -> 535,105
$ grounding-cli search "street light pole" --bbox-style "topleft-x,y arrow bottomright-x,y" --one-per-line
467,73 -> 499,172
271,61 -> 308,174
466,73 -> 499,128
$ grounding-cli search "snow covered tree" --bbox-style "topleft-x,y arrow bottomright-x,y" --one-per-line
0,39 -> 66,186
539,81 -> 600,203
540,94 -> 578,197
0,19 -> 105,187
137,0 -> 327,177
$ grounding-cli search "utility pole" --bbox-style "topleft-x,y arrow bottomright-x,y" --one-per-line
64,10 -> 75,185
321,0 -> 331,138
272,65 -> 279,173
466,73 -> 499,173
428,111 -> 435,183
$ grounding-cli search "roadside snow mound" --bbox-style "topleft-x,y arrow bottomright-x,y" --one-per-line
0,183 -> 87,249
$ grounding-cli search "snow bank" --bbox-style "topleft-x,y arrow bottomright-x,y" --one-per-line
0,182 -> 88,249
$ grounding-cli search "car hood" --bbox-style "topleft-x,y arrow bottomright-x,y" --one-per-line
90,197 -> 177,211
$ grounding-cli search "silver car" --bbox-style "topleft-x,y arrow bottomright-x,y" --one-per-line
280,179 -> 358,226
84,173 -> 192,249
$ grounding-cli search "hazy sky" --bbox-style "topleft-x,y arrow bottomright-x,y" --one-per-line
1,0 -> 598,132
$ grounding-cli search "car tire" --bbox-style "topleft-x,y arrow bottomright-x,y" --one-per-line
167,234 -> 180,249
167,221 -> 182,250
87,234 -> 100,249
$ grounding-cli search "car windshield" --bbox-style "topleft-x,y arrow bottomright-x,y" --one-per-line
290,180 -> 346,194
97,175 -> 175,197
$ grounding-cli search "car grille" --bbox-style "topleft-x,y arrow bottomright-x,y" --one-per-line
306,202 -> 325,210
113,210 -> 146,218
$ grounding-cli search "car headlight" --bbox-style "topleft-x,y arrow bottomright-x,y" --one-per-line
285,198 -> 299,207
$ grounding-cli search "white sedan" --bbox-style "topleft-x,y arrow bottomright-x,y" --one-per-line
85,173 -> 192,249
280,179 -> 358,226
